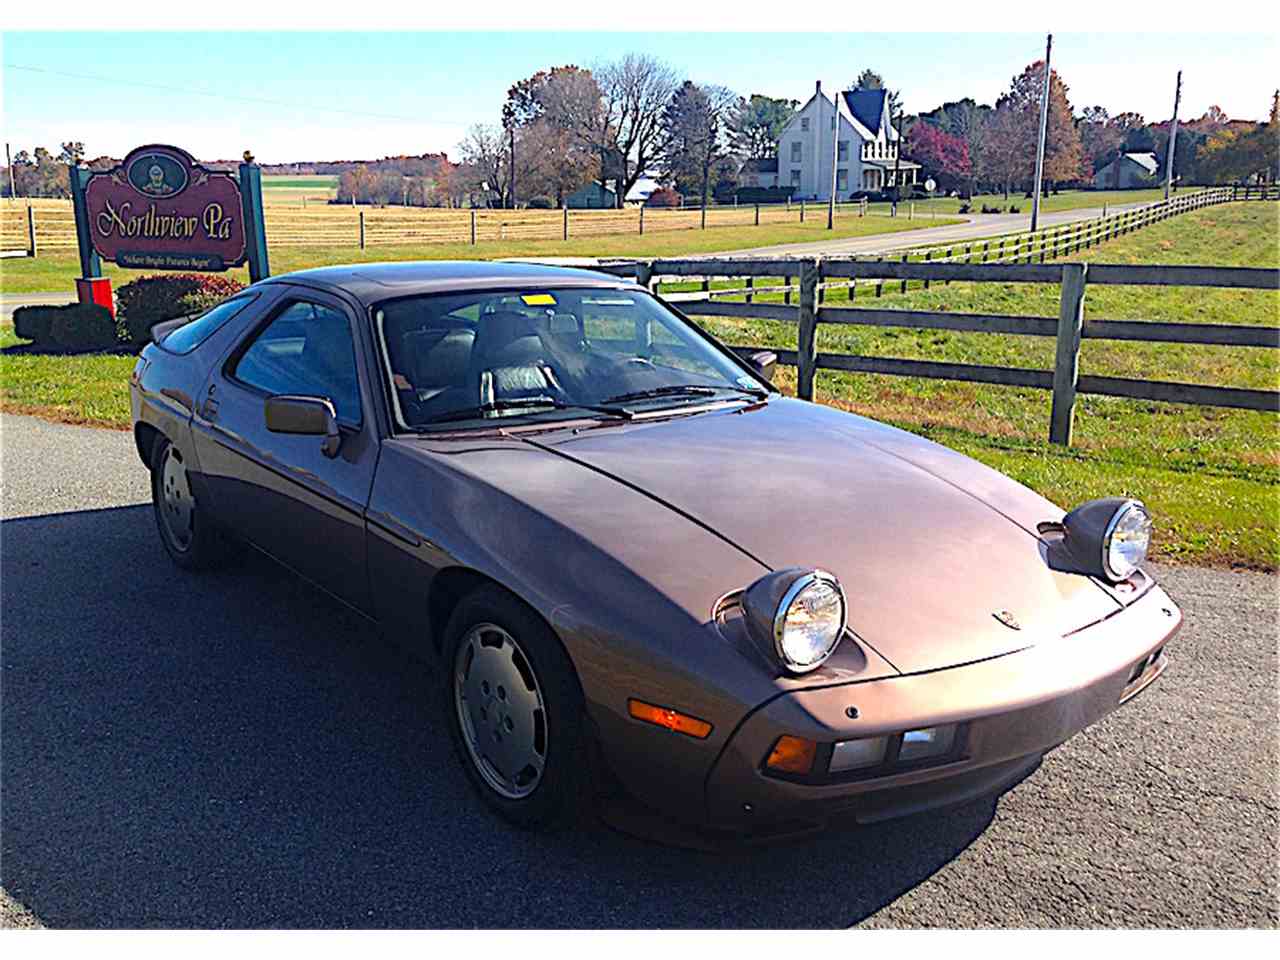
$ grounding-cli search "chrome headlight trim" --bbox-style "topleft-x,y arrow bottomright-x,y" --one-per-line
1102,499 -> 1152,581
771,569 -> 847,674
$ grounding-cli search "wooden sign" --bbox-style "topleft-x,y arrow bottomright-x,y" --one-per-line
83,144 -> 247,271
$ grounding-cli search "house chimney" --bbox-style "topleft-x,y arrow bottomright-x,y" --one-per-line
816,80 -> 822,95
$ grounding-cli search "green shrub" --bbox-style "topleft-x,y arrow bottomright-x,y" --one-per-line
116,273 -> 246,346
47,304 -> 121,351
526,196 -> 555,209
12,305 -> 57,343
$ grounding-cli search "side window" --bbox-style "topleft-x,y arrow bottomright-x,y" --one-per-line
232,300 -> 362,424
160,294 -> 257,355
790,141 -> 802,163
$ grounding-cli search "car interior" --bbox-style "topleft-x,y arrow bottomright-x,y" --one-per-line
376,290 -> 732,427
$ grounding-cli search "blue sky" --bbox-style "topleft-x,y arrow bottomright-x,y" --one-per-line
3,31 -> 1276,164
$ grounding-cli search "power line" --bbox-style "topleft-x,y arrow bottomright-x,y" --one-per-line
3,63 -> 430,124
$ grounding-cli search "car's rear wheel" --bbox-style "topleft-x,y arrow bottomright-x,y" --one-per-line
443,584 -> 589,828
149,435 -> 232,571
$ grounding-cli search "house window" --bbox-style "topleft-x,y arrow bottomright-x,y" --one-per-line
800,117 -> 809,132
790,142 -> 802,163
837,169 -> 848,190
838,141 -> 848,161
790,170 -> 801,186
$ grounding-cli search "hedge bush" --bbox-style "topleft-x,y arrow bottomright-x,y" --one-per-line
12,304 -> 55,343
526,196 -> 555,209
12,303 -> 120,351
116,273 -> 246,346
644,188 -> 681,207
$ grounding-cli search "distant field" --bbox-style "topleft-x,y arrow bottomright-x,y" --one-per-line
262,175 -> 340,190
262,174 -> 339,205
0,210 -> 956,295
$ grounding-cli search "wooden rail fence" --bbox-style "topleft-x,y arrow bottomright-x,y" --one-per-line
594,189 -> 1279,446
4,184 -> 1275,256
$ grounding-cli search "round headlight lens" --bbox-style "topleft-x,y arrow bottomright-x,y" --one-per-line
774,572 -> 846,672
1104,500 -> 1152,580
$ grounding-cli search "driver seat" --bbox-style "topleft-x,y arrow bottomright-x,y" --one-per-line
469,311 -> 563,404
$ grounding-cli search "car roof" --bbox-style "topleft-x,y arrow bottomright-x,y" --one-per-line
260,260 -> 633,306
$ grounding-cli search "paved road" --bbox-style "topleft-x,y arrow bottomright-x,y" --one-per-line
709,202 -> 1149,259
1,412 -> 1276,928
1,292 -> 72,323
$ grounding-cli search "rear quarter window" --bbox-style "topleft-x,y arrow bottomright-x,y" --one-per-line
158,294 -> 257,355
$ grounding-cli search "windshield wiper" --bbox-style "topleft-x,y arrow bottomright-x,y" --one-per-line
602,383 -> 767,405
417,396 -> 634,426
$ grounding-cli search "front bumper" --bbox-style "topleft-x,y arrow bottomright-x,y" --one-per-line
704,581 -> 1181,831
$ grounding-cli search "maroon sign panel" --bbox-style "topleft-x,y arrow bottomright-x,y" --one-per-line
85,144 -> 246,271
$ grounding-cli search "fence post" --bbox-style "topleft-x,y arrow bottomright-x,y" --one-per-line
1049,263 -> 1089,446
639,204 -> 645,235
745,276 -> 754,303
700,203 -> 707,230
359,210 -> 365,249
470,209 -> 477,245
755,203 -> 760,226
900,253 -> 908,294
923,250 -> 931,289
796,259 -> 820,401
26,205 -> 37,258
784,275 -> 792,306
563,205 -> 569,241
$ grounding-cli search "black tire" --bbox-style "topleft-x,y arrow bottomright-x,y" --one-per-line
442,584 -> 590,829
149,434 -> 233,571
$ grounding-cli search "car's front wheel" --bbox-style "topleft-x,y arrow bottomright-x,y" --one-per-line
149,435 -> 232,571
443,584 -> 589,828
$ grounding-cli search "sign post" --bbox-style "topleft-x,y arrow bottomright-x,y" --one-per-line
68,143 -> 270,312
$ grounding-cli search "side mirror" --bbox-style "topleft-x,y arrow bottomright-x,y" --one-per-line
744,350 -> 777,383
265,394 -> 342,458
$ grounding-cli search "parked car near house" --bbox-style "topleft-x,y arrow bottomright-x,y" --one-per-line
130,260 -> 1181,838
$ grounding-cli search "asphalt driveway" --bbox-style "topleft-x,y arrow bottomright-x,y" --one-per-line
0,412 -> 1276,928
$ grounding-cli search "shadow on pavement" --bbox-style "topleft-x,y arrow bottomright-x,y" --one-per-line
1,505 -> 1008,928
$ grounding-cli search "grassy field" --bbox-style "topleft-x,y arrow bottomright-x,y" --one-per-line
2,200 -> 1275,569
688,200 -> 1280,570
868,187 -> 1173,218
0,213 -> 954,295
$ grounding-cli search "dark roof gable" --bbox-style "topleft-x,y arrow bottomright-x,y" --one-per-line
841,88 -> 888,135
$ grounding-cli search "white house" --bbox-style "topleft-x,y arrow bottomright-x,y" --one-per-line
1092,152 -> 1159,190
764,82 -> 921,200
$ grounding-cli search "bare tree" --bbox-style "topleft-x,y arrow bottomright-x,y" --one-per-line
594,54 -> 680,207
457,124 -> 508,207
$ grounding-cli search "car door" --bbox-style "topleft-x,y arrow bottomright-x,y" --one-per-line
191,286 -> 379,612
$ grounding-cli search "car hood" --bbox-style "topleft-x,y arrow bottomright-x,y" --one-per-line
525,397 -> 1121,675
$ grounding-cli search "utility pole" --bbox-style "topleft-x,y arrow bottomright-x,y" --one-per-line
1163,70 -> 1182,200
5,143 -> 14,198
509,124 -> 516,210
828,87 -> 839,229
1030,33 -> 1053,232
891,105 -> 902,214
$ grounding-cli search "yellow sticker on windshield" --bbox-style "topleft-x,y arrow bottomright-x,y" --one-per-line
521,293 -> 557,306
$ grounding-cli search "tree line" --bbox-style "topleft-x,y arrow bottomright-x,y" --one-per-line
902,67 -> 1278,199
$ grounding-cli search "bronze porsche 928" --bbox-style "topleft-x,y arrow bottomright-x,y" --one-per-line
130,261 -> 1181,836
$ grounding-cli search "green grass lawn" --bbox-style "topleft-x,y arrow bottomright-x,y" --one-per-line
688,200 -> 1280,570
0,214 -> 957,296
866,187 -> 1176,218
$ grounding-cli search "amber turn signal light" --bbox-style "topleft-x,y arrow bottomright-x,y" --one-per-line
627,699 -> 713,739
765,735 -> 818,775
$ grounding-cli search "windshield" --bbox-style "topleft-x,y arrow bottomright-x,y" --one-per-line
374,286 -> 768,429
